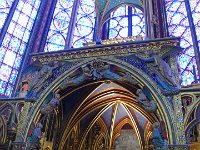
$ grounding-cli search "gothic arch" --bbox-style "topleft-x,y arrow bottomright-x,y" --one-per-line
185,103 -> 200,144
17,57 -> 175,146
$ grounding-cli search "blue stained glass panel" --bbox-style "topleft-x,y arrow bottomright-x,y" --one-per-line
119,27 -> 128,37
22,3 -> 32,16
3,51 -> 16,67
5,84 -> 13,96
109,29 -> 118,38
27,19 -> 34,30
7,21 -> 15,34
0,0 -> 41,96
19,42 -> 26,55
44,0 -> 74,52
8,37 -> 21,52
0,0 -> 15,32
72,0 -> 96,48
189,0 -> 200,56
12,24 -> 25,38
12,10 -> 20,22
0,64 -> 12,82
9,69 -> 18,84
108,5 -> 145,39
2,33 -> 11,47
132,7 -> 145,37
13,55 -> 22,69
30,9 -> 37,19
165,0 -> 198,86
0,47 -> 6,62
109,5 -> 128,39
53,11 -> 70,30
23,30 -> 31,42
0,81 -> 6,94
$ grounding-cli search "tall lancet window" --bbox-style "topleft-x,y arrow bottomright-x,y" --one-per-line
72,0 -> 96,48
0,0 -> 41,96
165,0 -> 200,86
44,0 -> 74,52
0,0 -> 15,32
189,0 -> 200,49
44,0 -> 96,52
103,5 -> 145,39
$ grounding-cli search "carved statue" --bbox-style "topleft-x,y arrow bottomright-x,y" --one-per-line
40,94 -> 60,115
26,61 -> 56,99
92,61 -> 137,84
60,65 -> 93,90
139,53 -> 179,95
151,122 -> 168,150
27,122 -> 43,150
60,60 -> 137,90
136,89 -> 157,112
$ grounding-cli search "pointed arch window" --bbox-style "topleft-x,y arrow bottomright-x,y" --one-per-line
0,0 -> 41,96
165,0 -> 200,86
44,0 -> 96,52
102,5 -> 145,39
72,0 -> 96,48
44,0 -> 74,52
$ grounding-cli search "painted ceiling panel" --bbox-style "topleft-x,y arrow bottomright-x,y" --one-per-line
87,82 -> 131,99
134,109 -> 147,129
102,106 -> 113,128
114,103 -> 128,125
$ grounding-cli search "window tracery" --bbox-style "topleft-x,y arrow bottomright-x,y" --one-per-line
165,0 -> 200,85
107,5 -> 145,39
0,0 -> 41,96
0,0 -> 15,32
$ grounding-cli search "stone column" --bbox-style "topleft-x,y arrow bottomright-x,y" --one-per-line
143,0 -> 154,39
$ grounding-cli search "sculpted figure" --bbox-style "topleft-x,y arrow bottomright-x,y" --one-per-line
136,89 -> 157,112
96,63 -> 121,80
41,94 -> 60,115
140,54 -> 179,95
60,61 -> 138,90
151,122 -> 168,150
26,61 -> 56,98
95,63 -> 138,84
152,55 -> 177,87
60,65 -> 93,90
27,123 -> 43,150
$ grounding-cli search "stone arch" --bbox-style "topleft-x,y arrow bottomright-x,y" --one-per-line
17,57 -> 175,146
185,103 -> 200,144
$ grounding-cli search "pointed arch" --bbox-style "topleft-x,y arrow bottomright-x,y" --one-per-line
15,57 -> 175,147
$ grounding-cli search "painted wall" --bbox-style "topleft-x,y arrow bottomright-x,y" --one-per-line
114,129 -> 140,150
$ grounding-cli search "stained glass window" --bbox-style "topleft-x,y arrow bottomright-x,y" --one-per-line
72,0 -> 96,48
0,0 -> 41,96
109,5 -> 129,38
44,0 -> 74,52
189,0 -> 200,49
0,0 -> 15,33
165,0 -> 199,86
108,5 -> 145,39
132,6 -> 145,37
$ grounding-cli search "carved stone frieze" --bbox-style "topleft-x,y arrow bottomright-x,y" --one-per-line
31,37 -> 180,63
